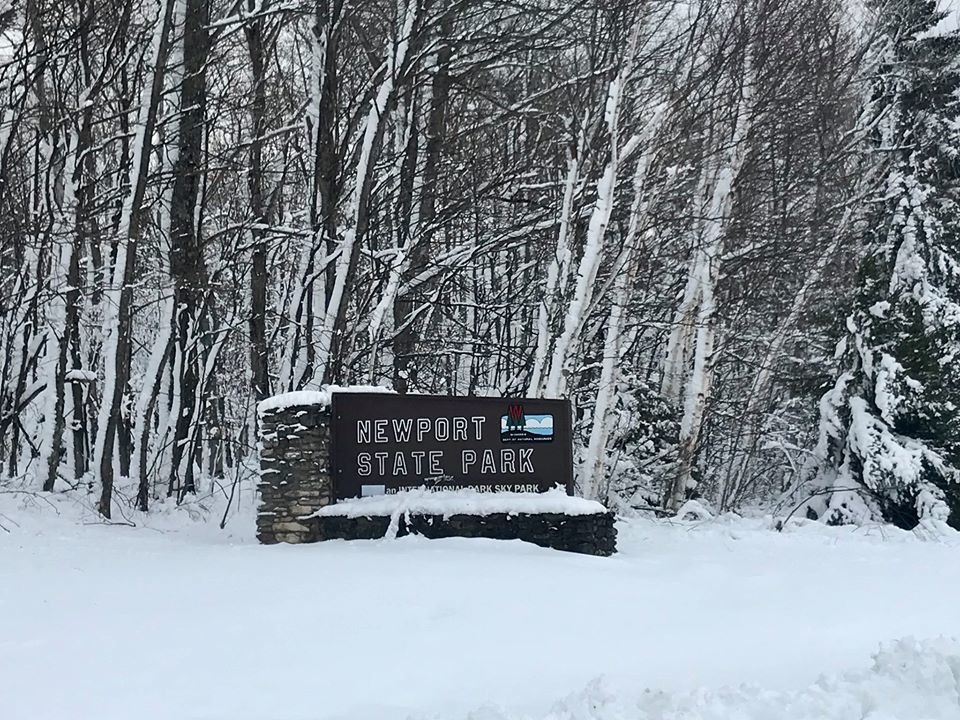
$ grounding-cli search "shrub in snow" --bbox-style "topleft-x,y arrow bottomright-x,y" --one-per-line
804,1 -> 960,530
601,378 -> 681,511
674,499 -> 714,522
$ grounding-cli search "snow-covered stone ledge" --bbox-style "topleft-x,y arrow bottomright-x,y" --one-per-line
312,488 -> 605,518
305,489 -> 617,556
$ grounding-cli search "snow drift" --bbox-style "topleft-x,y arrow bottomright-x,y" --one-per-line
459,638 -> 960,720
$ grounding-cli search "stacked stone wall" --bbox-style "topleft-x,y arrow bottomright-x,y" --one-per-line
257,403 -> 333,544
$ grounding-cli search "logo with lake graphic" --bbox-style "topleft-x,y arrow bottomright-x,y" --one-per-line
501,404 -> 554,442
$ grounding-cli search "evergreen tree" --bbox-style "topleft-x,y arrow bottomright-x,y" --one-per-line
807,0 -> 960,529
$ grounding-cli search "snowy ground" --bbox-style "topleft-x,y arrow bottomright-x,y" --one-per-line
2,490 -> 960,720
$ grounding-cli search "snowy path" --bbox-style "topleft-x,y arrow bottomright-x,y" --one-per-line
2,502 -> 959,720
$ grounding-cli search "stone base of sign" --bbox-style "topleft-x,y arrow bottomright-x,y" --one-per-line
303,510 -> 617,556
257,398 -> 334,545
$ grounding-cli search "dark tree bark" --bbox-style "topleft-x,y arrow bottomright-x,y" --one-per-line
168,0 -> 212,499
245,1 -> 270,404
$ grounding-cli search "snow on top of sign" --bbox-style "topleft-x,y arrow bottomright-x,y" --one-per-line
257,385 -> 393,416
311,488 -> 606,519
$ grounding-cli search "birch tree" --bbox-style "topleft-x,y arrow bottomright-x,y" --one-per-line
94,0 -> 175,517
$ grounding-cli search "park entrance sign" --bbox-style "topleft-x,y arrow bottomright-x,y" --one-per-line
330,393 -> 573,500
257,388 -> 614,553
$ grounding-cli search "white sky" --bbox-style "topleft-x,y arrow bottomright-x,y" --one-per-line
935,0 -> 960,33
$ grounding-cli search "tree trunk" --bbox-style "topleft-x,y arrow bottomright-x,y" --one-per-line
319,0 -> 419,385
393,9 -> 450,393
168,0 -> 211,499
94,0 -> 175,518
245,1 -> 270,404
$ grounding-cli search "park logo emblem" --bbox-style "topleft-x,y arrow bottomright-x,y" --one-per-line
500,404 -> 554,443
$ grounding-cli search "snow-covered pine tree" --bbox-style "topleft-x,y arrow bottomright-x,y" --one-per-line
807,0 -> 960,529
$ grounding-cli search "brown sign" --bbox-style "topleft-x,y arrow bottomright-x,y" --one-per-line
330,393 -> 573,499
